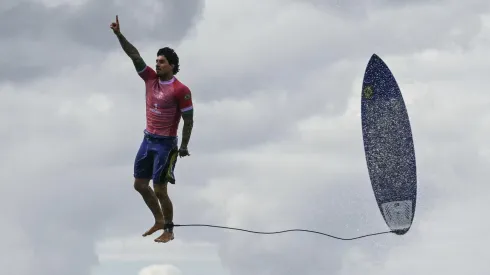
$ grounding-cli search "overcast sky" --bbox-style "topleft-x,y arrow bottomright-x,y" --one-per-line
2,0 -> 490,274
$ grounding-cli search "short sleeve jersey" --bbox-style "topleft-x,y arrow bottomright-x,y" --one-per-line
138,66 -> 193,137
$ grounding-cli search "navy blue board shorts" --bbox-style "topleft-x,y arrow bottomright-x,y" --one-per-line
133,130 -> 179,184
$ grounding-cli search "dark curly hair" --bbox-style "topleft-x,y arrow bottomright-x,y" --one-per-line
157,47 -> 180,75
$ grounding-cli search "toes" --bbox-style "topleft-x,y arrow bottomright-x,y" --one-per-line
142,224 -> 164,237
153,234 -> 173,243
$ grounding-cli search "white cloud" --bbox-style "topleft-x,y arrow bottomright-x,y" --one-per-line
96,237 -> 220,263
138,264 -> 183,275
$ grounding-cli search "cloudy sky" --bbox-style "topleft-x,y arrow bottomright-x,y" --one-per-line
2,0 -> 490,274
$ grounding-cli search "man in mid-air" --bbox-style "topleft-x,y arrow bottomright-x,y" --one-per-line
110,15 -> 194,243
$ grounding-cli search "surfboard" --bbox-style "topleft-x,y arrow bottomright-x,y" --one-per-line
361,54 -> 417,235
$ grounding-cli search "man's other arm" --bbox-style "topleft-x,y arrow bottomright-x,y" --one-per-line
177,88 -> 194,150
181,109 -> 194,150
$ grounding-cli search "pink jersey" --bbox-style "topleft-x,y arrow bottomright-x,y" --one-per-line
138,66 -> 193,137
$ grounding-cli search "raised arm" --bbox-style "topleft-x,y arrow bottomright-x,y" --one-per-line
110,15 -> 146,72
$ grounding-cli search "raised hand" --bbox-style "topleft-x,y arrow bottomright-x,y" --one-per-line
111,15 -> 146,71
110,15 -> 120,34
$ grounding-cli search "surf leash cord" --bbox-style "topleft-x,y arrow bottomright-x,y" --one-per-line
173,223 -> 395,241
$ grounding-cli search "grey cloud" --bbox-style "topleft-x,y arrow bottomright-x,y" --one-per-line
301,0 -> 483,14
0,0 -> 204,83
182,64 -> 362,154
193,0 -> 489,90
208,122 -> 485,275
0,155 -> 144,275
211,159 -> 391,275
0,2 -> 206,274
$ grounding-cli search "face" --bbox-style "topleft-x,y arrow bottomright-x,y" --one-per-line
155,55 -> 173,77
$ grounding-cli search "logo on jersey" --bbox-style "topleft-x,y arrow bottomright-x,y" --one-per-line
154,91 -> 165,99
151,103 -> 162,114
184,94 -> 191,100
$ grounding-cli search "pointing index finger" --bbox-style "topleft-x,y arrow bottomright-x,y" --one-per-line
116,15 -> 119,25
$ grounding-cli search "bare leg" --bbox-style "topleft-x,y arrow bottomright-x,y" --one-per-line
154,183 -> 173,222
153,182 -> 174,243
134,178 -> 165,236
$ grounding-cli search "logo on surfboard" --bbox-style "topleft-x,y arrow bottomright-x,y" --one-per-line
363,86 -> 374,99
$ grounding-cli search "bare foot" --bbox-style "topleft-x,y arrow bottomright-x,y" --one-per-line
142,222 -> 164,237
154,231 -> 174,243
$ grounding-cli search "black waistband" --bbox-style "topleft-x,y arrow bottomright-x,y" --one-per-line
143,130 -> 177,140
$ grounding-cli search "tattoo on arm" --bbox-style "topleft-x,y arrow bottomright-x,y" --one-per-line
115,32 -> 146,72
181,111 -> 194,148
